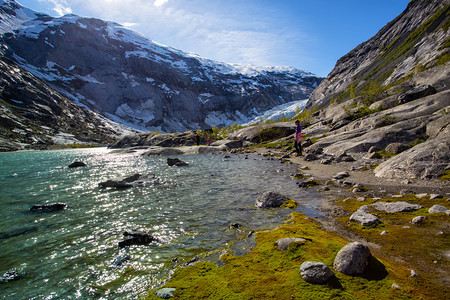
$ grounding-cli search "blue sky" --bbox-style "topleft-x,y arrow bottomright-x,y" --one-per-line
17,0 -> 409,77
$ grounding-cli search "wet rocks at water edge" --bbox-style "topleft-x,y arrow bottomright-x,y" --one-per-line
255,191 -> 289,208
299,261 -> 334,284
30,203 -> 67,212
118,231 -> 159,248
333,242 -> 372,276
155,288 -> 176,299
68,161 -> 86,168
167,158 -> 189,167
1,267 -> 26,283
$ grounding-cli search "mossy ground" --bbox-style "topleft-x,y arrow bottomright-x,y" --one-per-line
146,208 -> 447,299
335,194 -> 449,299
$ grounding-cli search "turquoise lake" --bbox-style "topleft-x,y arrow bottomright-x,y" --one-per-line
0,148 -> 322,299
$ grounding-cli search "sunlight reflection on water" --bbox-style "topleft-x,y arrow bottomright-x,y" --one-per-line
0,148 -> 323,298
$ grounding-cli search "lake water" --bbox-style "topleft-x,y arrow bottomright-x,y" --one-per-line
0,148 -> 323,299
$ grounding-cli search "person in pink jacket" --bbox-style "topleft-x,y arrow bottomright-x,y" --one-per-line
294,120 -> 303,156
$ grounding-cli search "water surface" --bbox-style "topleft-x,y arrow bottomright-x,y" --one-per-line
0,148 -> 322,299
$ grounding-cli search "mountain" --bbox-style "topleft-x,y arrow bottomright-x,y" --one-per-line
0,0 -> 322,136
301,0 -> 449,180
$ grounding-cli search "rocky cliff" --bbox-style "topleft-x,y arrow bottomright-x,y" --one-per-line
0,0 -> 322,134
301,0 -> 449,180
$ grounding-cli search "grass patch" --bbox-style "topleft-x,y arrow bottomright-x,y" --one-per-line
439,169 -> 450,180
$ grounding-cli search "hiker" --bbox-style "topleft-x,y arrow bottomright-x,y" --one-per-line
294,120 -> 303,156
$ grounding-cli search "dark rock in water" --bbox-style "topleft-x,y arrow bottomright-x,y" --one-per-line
0,227 -> 39,239
68,161 -> 86,168
333,242 -> 372,275
98,180 -> 133,189
229,223 -> 242,229
1,268 -> 25,283
167,158 -> 189,167
30,203 -> 67,212
118,231 -> 158,248
299,261 -> 334,284
255,191 -> 289,208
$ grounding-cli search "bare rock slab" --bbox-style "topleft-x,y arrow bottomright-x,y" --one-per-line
371,201 -> 422,213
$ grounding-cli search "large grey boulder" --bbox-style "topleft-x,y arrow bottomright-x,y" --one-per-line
333,242 -> 372,275
350,207 -> 380,227
299,261 -> 334,284
255,191 -> 289,208
428,205 -> 448,213
154,288 -> 176,299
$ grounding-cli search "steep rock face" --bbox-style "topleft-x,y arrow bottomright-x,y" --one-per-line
0,0 -> 322,133
301,0 -> 449,180
307,0 -> 449,109
0,47 -> 131,151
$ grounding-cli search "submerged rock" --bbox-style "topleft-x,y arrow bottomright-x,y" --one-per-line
1,268 -> 25,283
255,191 -> 289,208
167,158 -> 189,167
299,261 -> 334,284
111,254 -> 131,267
118,231 -> 158,248
30,203 -> 67,212
333,242 -> 372,276
68,161 -> 86,168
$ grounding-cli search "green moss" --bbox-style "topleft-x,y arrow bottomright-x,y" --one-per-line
147,210 -> 446,299
439,169 -> 450,180
377,150 -> 396,158
281,199 -> 299,209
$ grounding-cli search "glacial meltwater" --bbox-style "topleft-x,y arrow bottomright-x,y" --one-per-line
0,148 -> 323,299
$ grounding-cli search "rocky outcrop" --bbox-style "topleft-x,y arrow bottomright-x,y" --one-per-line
30,203 -> 67,212
118,231 -> 158,248
301,0 -> 449,180
228,122 -> 295,143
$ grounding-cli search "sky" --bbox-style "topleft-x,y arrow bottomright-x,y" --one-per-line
16,0 -> 409,77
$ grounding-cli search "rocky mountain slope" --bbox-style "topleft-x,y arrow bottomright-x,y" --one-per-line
301,0 -> 450,180
0,46 -> 134,151
0,0 -> 322,134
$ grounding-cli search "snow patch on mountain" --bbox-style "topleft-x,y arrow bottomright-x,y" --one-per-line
245,99 -> 309,125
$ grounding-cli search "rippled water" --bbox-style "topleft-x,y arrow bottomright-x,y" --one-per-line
0,148 -> 322,299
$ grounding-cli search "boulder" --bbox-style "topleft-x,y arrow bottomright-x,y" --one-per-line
428,204 -> 448,213
30,203 -> 67,212
370,201 -> 422,213
397,85 -> 436,104
411,216 -> 426,224
167,158 -> 189,167
1,268 -> 26,283
255,191 -> 289,208
299,261 -> 334,284
333,242 -> 372,275
350,208 -> 380,227
211,139 -> 242,149
385,143 -> 410,154
275,237 -> 308,251
68,161 -> 86,168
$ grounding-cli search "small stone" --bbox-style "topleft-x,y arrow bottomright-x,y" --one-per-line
317,186 -> 330,192
410,270 -> 419,278
391,283 -> 401,289
357,197 -> 366,202
352,188 -> 364,193
436,231 -> 444,235
299,261 -> 334,284
416,193 -> 428,199
429,194 -> 443,200
155,288 -> 176,299
275,237 -> 308,251
428,204 -> 448,213
255,191 -> 289,208
411,216 -> 426,224
380,231 -> 388,235
402,226 -> 410,229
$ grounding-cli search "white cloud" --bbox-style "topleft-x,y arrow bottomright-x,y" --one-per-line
40,0 -> 72,16
153,0 -> 168,8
